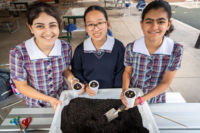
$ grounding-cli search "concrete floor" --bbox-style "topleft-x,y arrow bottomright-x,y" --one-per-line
0,0 -> 200,105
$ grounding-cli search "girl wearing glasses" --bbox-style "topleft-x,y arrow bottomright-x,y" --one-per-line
72,5 -> 125,96
9,2 -> 81,111
121,0 -> 183,107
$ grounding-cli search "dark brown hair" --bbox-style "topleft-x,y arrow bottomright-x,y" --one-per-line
141,0 -> 174,36
84,5 -> 108,24
26,2 -> 61,29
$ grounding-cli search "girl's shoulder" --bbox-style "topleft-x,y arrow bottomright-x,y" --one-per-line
173,42 -> 183,54
125,41 -> 136,51
75,42 -> 84,51
114,38 -> 124,48
10,42 -> 26,56
60,39 -> 72,49
174,43 -> 183,49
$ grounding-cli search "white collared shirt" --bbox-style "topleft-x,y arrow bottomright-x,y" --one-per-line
25,37 -> 61,60
133,36 -> 174,56
83,35 -> 115,53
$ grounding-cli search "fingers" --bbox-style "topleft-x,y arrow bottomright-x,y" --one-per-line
50,98 -> 62,112
78,87 -> 85,95
120,92 -> 129,109
134,98 -> 140,106
57,100 -> 62,106
86,86 -> 96,96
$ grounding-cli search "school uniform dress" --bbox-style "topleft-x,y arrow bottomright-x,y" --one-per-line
124,37 -> 183,103
9,37 -> 71,107
72,35 -> 125,89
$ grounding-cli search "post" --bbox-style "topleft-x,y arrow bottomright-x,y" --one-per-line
194,33 -> 200,49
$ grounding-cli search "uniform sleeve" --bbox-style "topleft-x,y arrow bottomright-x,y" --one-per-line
124,43 -> 134,66
71,44 -> 87,84
166,43 -> 183,71
9,48 -> 27,81
114,42 -> 125,88
64,41 -> 72,66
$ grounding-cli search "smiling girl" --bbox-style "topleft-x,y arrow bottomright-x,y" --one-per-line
121,0 -> 183,107
9,2 -> 79,111
72,5 -> 125,96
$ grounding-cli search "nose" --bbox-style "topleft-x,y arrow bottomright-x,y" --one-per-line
93,24 -> 100,31
152,21 -> 158,30
44,27 -> 52,35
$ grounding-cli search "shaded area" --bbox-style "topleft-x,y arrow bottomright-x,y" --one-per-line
171,5 -> 200,30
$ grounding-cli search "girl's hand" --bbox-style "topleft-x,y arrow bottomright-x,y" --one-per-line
78,83 -> 85,95
134,98 -> 140,106
85,84 -> 96,96
120,90 -> 140,109
48,97 -> 62,112
120,91 -> 129,110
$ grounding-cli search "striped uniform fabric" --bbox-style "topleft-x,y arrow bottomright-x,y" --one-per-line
124,41 -> 183,103
9,40 -> 72,107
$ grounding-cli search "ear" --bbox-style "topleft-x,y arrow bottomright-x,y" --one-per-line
26,23 -> 33,34
107,21 -> 110,29
140,21 -> 143,30
85,25 -> 89,34
167,20 -> 172,30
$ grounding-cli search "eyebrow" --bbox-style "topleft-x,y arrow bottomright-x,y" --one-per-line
144,18 -> 167,21
86,19 -> 105,23
34,22 -> 57,25
49,22 -> 58,24
34,23 -> 44,25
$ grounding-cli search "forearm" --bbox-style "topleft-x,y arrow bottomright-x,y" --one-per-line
63,67 -> 75,83
141,70 -> 176,102
122,70 -> 132,92
142,82 -> 170,102
15,81 -> 52,102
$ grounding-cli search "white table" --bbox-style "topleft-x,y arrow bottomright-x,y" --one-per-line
0,107 -> 53,133
1,91 -> 200,133
150,103 -> 200,133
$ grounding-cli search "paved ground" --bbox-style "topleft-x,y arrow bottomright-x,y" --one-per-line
171,4 -> 200,30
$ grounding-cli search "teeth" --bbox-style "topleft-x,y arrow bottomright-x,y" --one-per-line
43,36 -> 53,39
149,31 -> 159,34
93,34 -> 101,37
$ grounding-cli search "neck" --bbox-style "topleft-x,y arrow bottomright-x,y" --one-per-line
91,36 -> 107,51
35,38 -> 54,56
145,37 -> 163,55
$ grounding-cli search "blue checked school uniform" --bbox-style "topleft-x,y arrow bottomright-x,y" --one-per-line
9,37 -> 71,107
72,35 -> 125,88
124,37 -> 183,103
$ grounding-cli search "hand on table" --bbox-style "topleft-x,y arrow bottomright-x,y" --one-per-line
85,84 -> 96,96
48,97 -> 62,112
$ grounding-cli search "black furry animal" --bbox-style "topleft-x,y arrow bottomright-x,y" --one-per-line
61,98 -> 149,133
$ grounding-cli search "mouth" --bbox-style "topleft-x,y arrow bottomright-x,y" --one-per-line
93,33 -> 102,38
42,35 -> 56,40
148,31 -> 160,35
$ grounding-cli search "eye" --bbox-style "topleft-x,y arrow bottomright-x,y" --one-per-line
36,25 -> 44,29
145,21 -> 152,24
50,24 -> 57,28
87,23 -> 94,27
158,21 -> 165,24
98,22 -> 104,25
